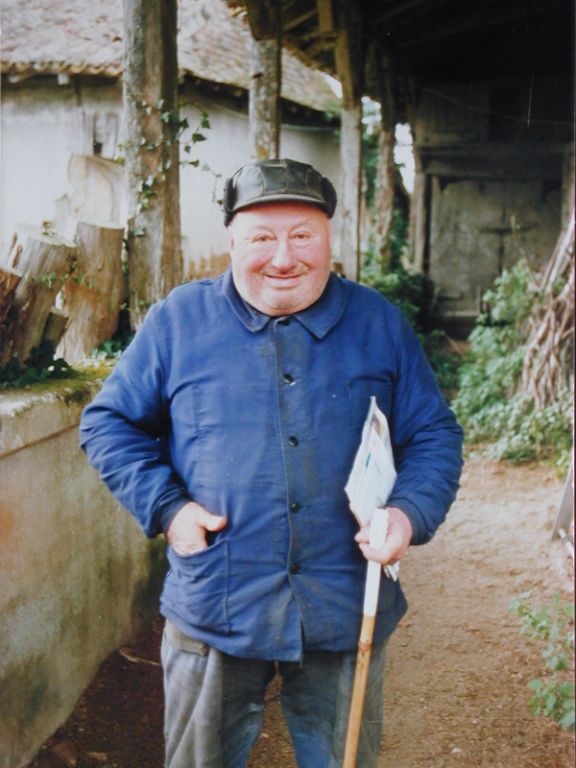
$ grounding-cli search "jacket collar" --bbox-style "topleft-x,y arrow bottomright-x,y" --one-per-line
223,268 -> 347,339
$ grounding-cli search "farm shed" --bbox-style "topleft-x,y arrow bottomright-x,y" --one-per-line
231,0 -> 573,334
0,0 -> 341,281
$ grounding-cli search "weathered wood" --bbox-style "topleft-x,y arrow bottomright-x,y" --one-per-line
249,36 -> 282,160
123,0 -> 182,328
338,104 -> 362,280
44,309 -> 69,350
58,222 -> 125,362
0,226 -> 76,367
246,0 -> 282,160
316,0 -> 335,33
333,1 -> 364,281
520,158 -> 574,409
370,61 -> 397,269
0,266 -> 21,325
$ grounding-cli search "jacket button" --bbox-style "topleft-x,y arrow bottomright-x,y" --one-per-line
288,436 -> 299,447
290,563 -> 301,574
283,373 -> 295,385
290,502 -> 301,513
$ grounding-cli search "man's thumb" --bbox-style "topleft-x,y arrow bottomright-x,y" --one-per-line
202,511 -> 227,532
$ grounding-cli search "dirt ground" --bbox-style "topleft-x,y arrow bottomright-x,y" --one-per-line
28,457 -> 574,768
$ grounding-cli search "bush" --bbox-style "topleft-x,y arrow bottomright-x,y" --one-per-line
511,593 -> 575,730
452,260 -> 573,468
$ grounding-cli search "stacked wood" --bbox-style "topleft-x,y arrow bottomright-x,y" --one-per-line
57,221 -> 125,362
0,263 -> 21,325
0,226 -> 76,369
520,215 -> 575,409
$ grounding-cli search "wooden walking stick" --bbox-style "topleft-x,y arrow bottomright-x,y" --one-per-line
343,398 -> 397,767
343,515 -> 387,768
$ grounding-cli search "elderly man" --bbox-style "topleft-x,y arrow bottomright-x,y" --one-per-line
80,158 -> 463,768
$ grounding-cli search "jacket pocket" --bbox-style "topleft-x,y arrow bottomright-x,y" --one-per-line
348,376 -> 393,427
166,540 -> 231,633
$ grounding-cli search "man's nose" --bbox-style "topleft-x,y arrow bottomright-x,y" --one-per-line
270,237 -> 296,270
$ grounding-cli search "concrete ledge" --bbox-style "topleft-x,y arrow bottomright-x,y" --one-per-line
0,379 -> 101,458
0,379 -> 166,768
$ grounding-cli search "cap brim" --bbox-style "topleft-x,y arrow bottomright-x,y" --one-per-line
233,193 -> 328,213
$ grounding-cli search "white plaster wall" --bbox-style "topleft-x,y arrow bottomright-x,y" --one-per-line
1,80 -> 342,274
178,95 -> 341,274
1,84 -> 76,249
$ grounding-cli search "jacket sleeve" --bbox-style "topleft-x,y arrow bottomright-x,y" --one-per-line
79,302 -> 191,537
386,314 -> 463,545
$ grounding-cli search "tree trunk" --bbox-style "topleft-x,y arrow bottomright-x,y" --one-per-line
123,0 -> 182,328
0,226 -> 76,367
58,222 -> 125,362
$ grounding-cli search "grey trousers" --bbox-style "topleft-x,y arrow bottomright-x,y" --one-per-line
161,621 -> 386,768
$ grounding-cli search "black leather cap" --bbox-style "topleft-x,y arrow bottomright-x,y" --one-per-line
223,158 -> 337,225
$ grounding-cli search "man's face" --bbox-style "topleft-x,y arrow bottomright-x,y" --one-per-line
227,202 -> 333,316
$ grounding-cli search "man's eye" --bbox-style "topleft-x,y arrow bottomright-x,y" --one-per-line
253,234 -> 273,243
293,232 -> 310,241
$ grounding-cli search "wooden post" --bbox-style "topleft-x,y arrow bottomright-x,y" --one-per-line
333,3 -> 364,281
372,60 -> 396,270
338,103 -> 362,280
245,0 -> 282,160
58,222 -> 125,362
123,0 -> 182,328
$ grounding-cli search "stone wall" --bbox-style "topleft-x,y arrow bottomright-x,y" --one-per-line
0,380 -> 165,768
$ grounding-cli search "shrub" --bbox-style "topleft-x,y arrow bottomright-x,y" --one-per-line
511,593 -> 575,730
452,260 -> 573,468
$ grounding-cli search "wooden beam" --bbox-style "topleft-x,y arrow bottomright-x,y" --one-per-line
374,0 -> 430,25
316,0 -> 335,33
283,8 -> 316,32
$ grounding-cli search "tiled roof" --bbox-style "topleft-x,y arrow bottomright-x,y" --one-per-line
1,0 -> 339,112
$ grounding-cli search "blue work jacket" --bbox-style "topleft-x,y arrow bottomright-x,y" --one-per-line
80,269 -> 463,661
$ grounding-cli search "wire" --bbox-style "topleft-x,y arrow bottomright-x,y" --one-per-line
418,83 -> 572,128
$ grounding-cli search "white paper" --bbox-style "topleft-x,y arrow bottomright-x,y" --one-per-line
345,397 -> 399,581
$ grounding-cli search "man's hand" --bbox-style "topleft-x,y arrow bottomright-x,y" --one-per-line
166,501 -> 227,556
355,506 -> 412,565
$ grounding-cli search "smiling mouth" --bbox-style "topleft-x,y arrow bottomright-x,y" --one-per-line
264,274 -> 302,287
